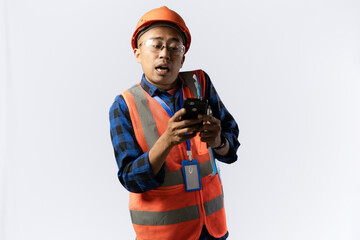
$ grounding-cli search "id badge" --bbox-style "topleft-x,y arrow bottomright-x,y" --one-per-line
182,159 -> 202,192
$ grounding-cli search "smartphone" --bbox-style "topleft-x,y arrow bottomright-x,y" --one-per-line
182,98 -> 208,120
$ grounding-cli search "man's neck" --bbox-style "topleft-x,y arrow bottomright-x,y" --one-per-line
167,85 -> 180,96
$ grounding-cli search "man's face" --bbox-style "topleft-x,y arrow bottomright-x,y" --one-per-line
134,26 -> 185,90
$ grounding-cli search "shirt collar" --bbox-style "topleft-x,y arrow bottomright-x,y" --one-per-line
140,74 -> 184,97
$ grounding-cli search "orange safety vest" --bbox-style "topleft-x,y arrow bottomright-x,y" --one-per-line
121,70 -> 227,240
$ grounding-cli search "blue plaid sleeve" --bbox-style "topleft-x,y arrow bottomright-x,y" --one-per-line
203,71 -> 240,163
109,95 -> 165,193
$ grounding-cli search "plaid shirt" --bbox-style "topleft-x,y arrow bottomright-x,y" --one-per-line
109,71 -> 240,240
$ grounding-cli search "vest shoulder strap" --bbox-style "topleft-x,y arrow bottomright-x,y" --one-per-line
127,84 -> 159,149
179,69 -> 205,98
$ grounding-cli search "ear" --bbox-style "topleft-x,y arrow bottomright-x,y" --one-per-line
134,48 -> 141,63
180,55 -> 185,68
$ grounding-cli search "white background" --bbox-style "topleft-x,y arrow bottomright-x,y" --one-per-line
1,0 -> 360,239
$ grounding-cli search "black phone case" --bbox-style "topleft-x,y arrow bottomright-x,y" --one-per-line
182,98 -> 208,120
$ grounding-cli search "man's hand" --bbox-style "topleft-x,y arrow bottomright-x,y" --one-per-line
162,108 -> 203,147
149,108 -> 202,175
198,115 -> 222,148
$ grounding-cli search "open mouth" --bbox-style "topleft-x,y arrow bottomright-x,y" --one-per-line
155,65 -> 170,73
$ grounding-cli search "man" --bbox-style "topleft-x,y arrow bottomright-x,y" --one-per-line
109,6 -> 240,240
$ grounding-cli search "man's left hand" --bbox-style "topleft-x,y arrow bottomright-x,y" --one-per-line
198,115 -> 222,148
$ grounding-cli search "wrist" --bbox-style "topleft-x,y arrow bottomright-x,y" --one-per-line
213,134 -> 227,150
160,132 -> 176,148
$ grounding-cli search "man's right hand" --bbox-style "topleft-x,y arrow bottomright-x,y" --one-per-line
162,108 -> 203,147
148,108 -> 202,175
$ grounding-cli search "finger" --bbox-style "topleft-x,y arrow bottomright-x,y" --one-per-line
200,136 -> 214,143
173,131 -> 198,144
177,124 -> 202,135
183,132 -> 197,141
199,131 -> 218,139
171,119 -> 202,132
179,118 -> 203,128
200,131 -> 220,142
172,108 -> 186,122
199,122 -> 220,132
199,114 -> 220,124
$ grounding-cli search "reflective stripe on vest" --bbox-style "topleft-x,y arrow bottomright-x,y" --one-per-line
128,85 -> 159,149
130,192 -> 224,226
204,192 -> 224,216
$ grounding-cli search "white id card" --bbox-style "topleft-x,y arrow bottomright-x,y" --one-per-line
181,159 -> 202,192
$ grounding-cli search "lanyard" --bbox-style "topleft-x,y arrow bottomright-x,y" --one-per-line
153,88 -> 183,116
153,89 -> 193,160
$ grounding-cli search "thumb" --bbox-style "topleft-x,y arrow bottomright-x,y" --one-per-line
172,108 -> 186,122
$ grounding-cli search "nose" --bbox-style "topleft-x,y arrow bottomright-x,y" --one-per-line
159,45 -> 170,59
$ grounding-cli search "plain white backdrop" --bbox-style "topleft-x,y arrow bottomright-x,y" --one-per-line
1,0 -> 360,239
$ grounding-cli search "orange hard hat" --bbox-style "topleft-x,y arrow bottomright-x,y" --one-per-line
131,6 -> 191,53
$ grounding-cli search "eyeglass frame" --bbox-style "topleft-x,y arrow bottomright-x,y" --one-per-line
138,38 -> 186,55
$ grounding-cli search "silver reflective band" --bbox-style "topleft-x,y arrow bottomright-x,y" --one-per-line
204,193 -> 224,216
128,85 -> 159,149
130,204 -> 200,226
130,193 -> 224,226
161,159 -> 213,187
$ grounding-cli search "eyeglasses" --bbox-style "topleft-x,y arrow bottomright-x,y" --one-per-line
138,39 -> 185,56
